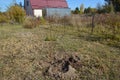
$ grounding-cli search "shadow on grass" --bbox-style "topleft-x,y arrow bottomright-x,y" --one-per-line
78,33 -> 120,49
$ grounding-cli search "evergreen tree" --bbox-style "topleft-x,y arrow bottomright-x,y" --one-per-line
105,0 -> 120,12
19,2 -> 23,7
84,7 -> 92,14
96,3 -> 103,13
74,7 -> 80,14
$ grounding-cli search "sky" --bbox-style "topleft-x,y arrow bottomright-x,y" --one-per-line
0,0 -> 105,12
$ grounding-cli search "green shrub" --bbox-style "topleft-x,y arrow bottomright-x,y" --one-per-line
7,5 -> 26,23
39,17 -> 46,25
23,16 -> 40,29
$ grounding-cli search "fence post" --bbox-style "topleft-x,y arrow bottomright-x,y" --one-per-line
91,14 -> 95,34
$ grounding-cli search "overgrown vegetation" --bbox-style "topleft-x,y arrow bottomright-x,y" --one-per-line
0,3 -> 120,80
0,19 -> 120,79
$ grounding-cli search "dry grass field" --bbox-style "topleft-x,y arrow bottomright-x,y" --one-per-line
0,23 -> 120,80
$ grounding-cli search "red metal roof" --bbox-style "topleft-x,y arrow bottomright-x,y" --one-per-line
30,0 -> 68,9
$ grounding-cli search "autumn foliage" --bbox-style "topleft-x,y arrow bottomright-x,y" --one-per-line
7,5 -> 26,23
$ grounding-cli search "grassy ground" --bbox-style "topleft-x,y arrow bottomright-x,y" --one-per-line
0,24 -> 120,80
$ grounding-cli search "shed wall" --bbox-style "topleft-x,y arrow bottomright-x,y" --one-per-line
34,9 -> 42,17
45,8 -> 71,17
24,0 -> 33,16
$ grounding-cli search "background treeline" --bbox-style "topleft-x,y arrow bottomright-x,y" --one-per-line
72,0 -> 120,14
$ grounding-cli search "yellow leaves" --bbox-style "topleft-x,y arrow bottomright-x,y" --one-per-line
7,5 -> 26,23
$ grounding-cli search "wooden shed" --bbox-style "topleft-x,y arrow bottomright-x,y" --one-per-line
24,0 -> 71,17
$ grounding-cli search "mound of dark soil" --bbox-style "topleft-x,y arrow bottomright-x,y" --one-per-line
43,53 -> 81,80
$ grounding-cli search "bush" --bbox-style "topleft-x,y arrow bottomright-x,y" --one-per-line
23,16 -> 40,29
7,5 -> 26,23
0,13 -> 9,23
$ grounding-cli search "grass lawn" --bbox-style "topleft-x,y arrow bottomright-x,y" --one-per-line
0,24 -> 120,80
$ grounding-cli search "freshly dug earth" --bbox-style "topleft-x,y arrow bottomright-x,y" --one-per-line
43,53 -> 81,80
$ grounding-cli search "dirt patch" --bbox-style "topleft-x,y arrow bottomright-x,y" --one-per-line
43,53 -> 81,80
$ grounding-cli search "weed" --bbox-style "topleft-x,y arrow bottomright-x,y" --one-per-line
44,36 -> 56,41
23,16 -> 40,29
